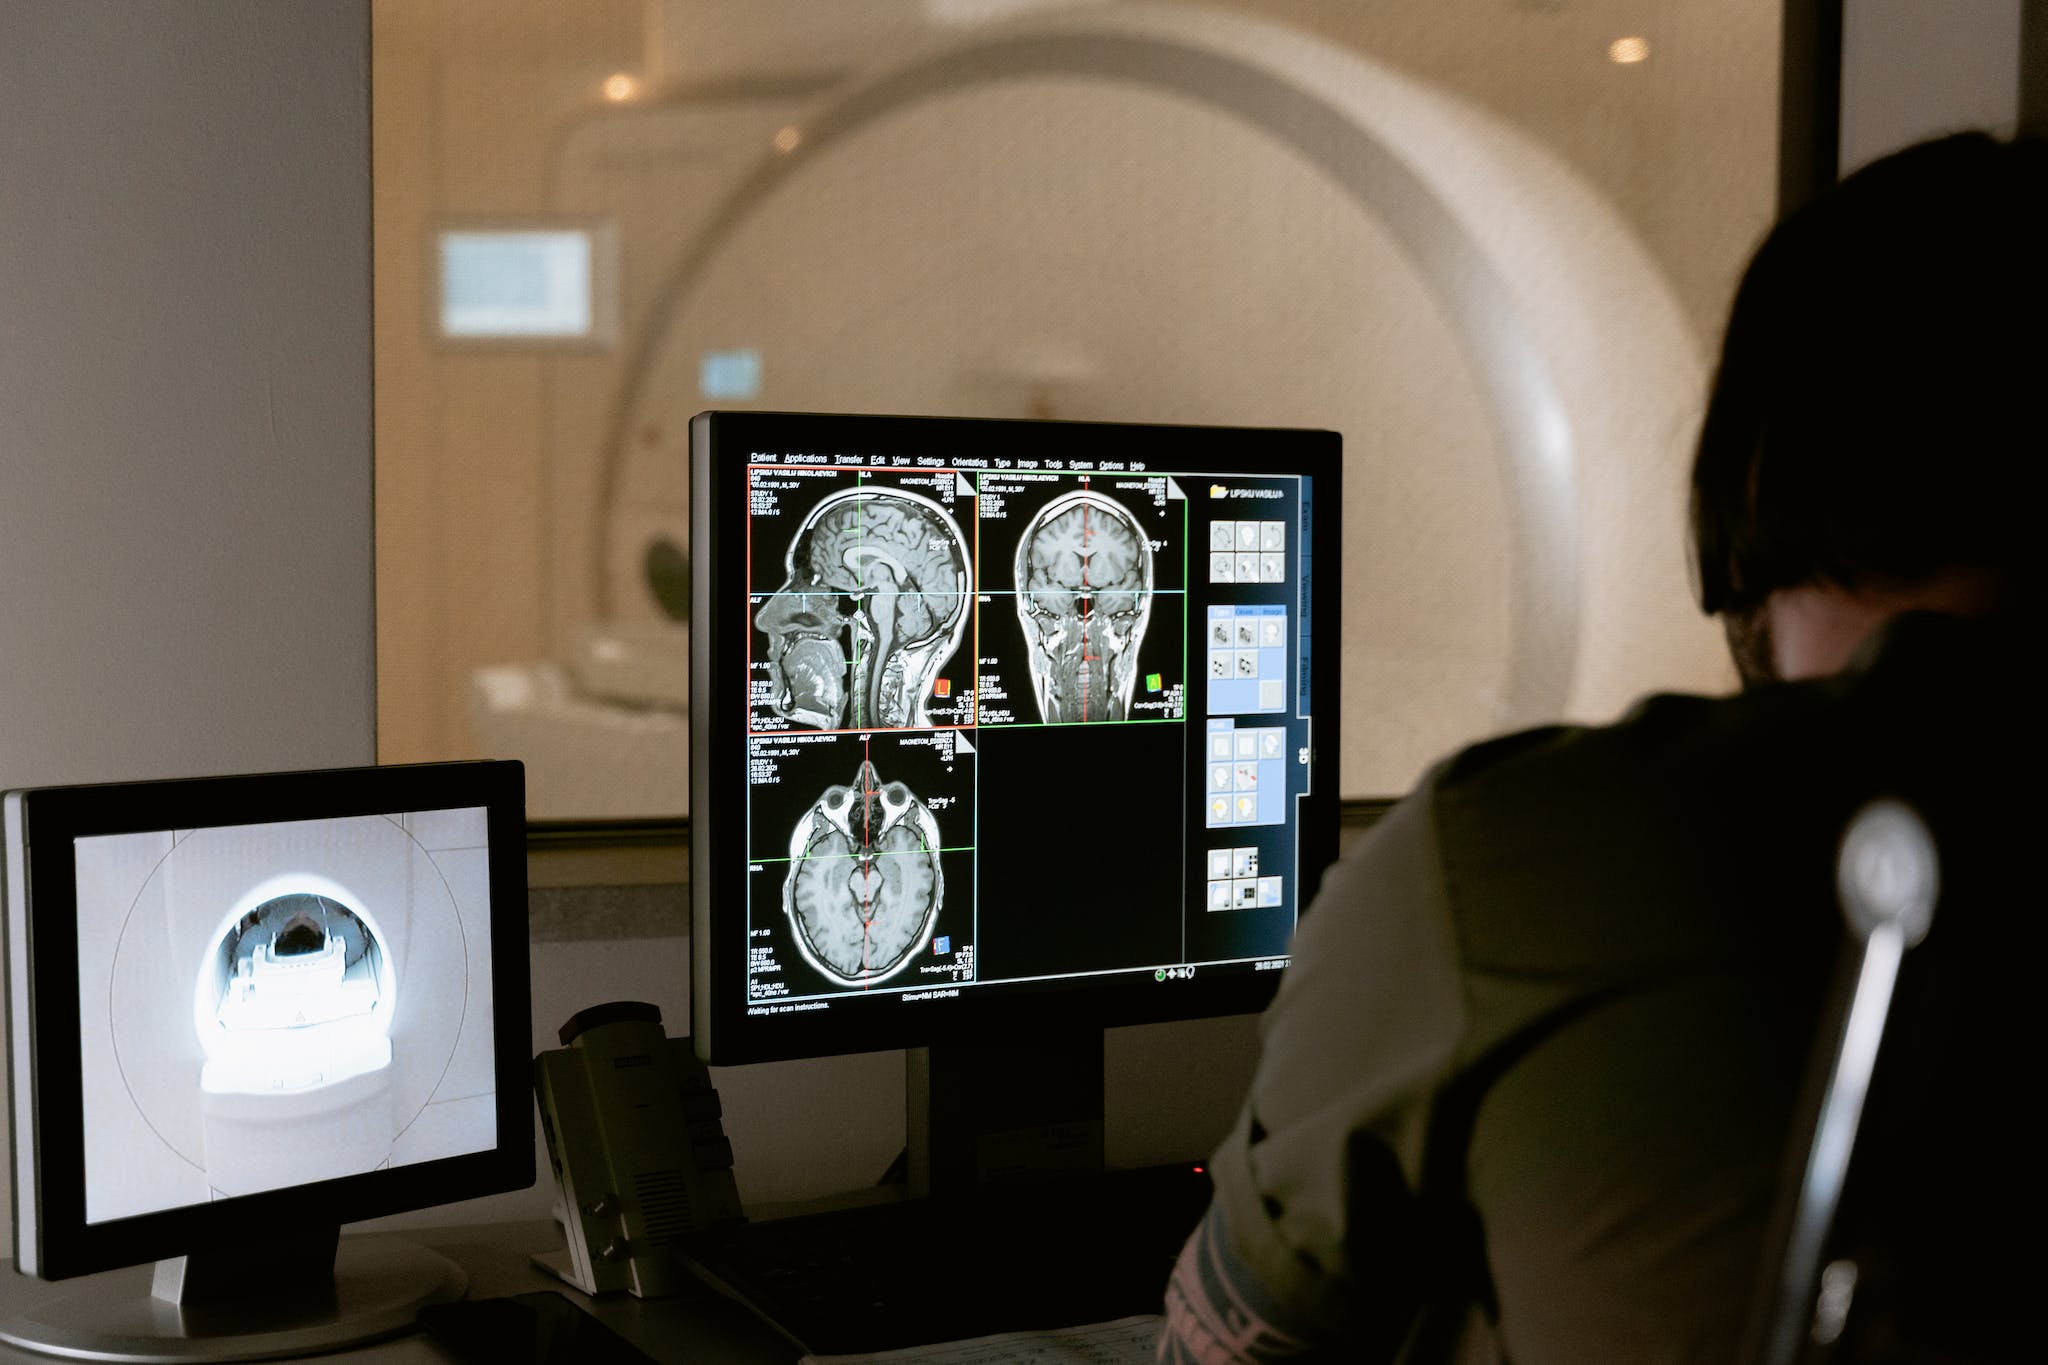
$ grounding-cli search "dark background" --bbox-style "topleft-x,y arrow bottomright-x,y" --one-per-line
970,721 -> 1186,980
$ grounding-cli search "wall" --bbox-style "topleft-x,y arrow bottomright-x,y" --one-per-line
0,0 -> 374,1250
1840,0 -> 2025,172
0,2 -> 376,790
372,1 -> 645,768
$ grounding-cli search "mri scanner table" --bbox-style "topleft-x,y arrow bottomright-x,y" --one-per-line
0,1222 -> 798,1365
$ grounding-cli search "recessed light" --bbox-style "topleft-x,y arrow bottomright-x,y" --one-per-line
1608,36 -> 1651,65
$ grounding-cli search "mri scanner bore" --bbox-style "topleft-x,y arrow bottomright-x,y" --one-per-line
203,893 -> 390,1095
472,3 -> 1731,818
74,811 -> 495,1225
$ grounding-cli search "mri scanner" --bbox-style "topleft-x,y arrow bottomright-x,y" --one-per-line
471,1 -> 1733,817
79,813 -> 489,1222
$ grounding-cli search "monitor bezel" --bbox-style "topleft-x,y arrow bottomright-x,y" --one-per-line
3,760 -> 532,1282
690,410 -> 1342,1065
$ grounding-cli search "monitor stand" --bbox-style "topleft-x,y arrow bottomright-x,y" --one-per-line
676,1025 -> 1211,1353
0,1226 -> 465,1363
905,1023 -> 1107,1197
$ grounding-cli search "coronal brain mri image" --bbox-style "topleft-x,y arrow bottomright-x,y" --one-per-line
1014,490 -> 1154,724
784,758 -> 944,987
756,486 -> 972,731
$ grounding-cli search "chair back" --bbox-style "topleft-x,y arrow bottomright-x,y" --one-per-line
1743,788 -> 2036,1365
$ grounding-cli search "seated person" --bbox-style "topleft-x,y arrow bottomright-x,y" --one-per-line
1158,132 -> 2045,1364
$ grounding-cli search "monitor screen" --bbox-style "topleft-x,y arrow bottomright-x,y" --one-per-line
4,761 -> 531,1281
690,412 -> 1341,1064
434,224 -> 616,345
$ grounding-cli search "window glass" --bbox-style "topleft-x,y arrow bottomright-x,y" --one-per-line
373,0 -> 1779,817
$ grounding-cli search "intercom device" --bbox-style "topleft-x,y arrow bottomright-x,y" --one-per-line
532,1001 -> 743,1297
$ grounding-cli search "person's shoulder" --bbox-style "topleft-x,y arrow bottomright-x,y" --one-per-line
1427,684 -> 1805,814
1414,684 -> 1849,976
1392,618 -> 2013,951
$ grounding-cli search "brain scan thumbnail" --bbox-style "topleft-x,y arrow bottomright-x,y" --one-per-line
756,487 -> 971,730
784,758 -> 945,987
1014,490 -> 1154,723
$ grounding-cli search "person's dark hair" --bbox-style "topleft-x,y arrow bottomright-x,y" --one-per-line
1690,133 -> 2048,647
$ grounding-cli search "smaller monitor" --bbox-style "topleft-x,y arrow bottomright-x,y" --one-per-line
2,761 -> 531,1361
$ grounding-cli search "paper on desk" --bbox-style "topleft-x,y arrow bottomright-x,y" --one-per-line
798,1313 -> 1163,1364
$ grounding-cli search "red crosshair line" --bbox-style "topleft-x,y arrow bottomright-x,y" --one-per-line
860,733 -> 874,987
1079,483 -> 1094,722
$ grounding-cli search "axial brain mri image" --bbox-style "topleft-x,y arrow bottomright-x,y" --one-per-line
783,758 -> 944,987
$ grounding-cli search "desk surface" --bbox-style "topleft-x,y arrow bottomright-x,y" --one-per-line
0,1221 -> 796,1365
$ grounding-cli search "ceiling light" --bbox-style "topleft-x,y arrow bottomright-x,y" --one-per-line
773,126 -> 803,154
602,73 -> 640,103
1608,36 -> 1651,65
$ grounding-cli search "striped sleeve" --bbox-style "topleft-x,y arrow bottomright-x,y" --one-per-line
1157,1203 -> 1321,1364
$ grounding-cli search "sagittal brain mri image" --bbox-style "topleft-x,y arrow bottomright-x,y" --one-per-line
756,488 -> 972,730
784,759 -> 944,986
1014,491 -> 1154,723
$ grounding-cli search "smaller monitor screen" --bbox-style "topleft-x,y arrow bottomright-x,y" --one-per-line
5,761 -> 529,1281
74,809 -> 495,1225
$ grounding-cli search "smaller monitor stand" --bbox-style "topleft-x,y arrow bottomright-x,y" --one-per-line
0,1226 -> 465,1363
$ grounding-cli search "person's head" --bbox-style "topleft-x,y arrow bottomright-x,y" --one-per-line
1690,132 -> 2048,684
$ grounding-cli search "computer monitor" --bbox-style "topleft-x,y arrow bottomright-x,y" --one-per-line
690,411 -> 1339,1193
1,760 -> 531,1362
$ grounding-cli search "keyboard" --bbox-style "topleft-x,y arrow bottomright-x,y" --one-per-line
680,1164 -> 1211,1355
